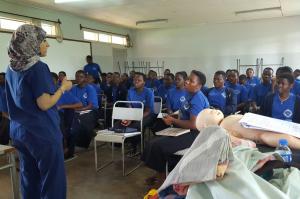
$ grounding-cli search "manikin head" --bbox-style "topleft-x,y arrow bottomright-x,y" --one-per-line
196,109 -> 224,131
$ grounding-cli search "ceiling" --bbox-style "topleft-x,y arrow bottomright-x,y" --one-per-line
4,0 -> 300,29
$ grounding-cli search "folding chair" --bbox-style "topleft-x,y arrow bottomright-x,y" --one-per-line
97,94 -> 107,128
94,101 -> 144,176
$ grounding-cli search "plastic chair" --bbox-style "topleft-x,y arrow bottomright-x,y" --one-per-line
94,101 -> 144,176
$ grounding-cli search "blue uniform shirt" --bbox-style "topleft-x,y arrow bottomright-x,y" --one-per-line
5,61 -> 61,143
157,84 -> 175,103
179,90 -> 209,120
227,83 -> 248,104
70,84 -> 99,109
272,93 -> 295,121
249,82 -> 272,107
90,83 -> 102,106
291,81 -> 300,96
207,87 -> 227,112
145,79 -> 160,93
246,76 -> 260,88
56,91 -> 81,112
83,63 -> 101,79
166,88 -> 188,112
127,87 -> 154,113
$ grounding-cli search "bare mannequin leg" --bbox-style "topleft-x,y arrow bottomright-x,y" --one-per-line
220,114 -> 300,150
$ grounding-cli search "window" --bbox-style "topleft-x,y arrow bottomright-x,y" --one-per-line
83,31 -> 98,41
0,18 -> 28,31
83,30 -> 127,46
41,23 -> 56,36
99,33 -> 111,43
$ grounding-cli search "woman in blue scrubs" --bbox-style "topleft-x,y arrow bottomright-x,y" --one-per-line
5,25 -> 72,199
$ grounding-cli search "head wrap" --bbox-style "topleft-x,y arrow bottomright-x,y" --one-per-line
158,126 -> 234,192
8,24 -> 46,71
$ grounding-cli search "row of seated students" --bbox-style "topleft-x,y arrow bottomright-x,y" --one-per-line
1,66 -> 300,158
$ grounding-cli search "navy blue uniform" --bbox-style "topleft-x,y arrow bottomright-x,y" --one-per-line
227,83 -> 248,104
6,61 -> 66,199
83,63 -> 101,80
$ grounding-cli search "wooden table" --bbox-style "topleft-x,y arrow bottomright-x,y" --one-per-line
0,145 -> 19,199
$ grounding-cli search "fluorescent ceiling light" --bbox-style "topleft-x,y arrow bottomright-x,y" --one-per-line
235,7 -> 282,15
54,0 -> 84,3
136,19 -> 168,26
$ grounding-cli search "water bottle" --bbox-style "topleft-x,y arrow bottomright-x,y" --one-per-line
275,139 -> 292,166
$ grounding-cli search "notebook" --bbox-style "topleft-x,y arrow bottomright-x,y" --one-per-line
156,127 -> 190,137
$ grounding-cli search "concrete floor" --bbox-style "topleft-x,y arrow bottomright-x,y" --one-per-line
0,144 -> 155,199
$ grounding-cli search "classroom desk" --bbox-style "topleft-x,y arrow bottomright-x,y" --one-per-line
0,145 -> 19,199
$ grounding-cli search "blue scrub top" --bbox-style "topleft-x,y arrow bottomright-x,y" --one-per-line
207,87 -> 227,112
246,76 -> 260,88
83,63 -> 101,79
157,84 -> 175,103
227,83 -> 248,104
166,88 -> 188,112
5,61 -> 62,143
249,82 -> 272,107
179,90 -> 209,120
272,93 -> 295,121
0,85 -> 8,113
201,86 -> 209,96
90,83 -> 102,106
127,87 -> 154,113
70,84 -> 99,109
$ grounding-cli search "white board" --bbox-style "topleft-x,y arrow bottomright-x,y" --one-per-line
0,32 -> 91,79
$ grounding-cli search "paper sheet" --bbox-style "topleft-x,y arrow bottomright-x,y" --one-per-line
155,127 -> 190,137
239,113 -> 300,138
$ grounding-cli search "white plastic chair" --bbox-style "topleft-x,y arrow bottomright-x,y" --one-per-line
94,101 -> 144,176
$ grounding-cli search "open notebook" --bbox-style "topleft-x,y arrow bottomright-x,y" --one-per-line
239,113 -> 300,138
156,127 -> 190,137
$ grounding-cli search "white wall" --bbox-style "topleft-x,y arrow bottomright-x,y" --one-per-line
0,1 -> 131,75
128,16 -> 300,86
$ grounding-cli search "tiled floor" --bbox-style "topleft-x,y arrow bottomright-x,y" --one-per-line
0,145 -> 155,199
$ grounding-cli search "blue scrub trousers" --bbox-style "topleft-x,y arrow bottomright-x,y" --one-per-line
12,135 -> 66,199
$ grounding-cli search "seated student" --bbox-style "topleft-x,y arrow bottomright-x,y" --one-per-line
239,74 -> 251,97
260,73 -> 300,122
227,70 -> 248,111
224,69 -> 232,87
100,72 -> 107,91
51,72 -> 82,157
294,69 -> 300,84
58,71 -> 66,86
119,72 -> 155,153
273,66 -> 300,96
128,70 -> 135,87
106,72 -> 127,105
157,73 -> 175,104
67,70 -> 99,158
166,71 -> 188,114
142,70 -> 209,186
145,70 -> 160,92
105,72 -> 128,127
87,74 -> 102,106
121,72 -> 131,89
249,68 -> 273,108
159,69 -> 171,84
0,73 -> 9,145
151,72 -> 188,132
246,67 -> 260,88
207,71 -> 237,115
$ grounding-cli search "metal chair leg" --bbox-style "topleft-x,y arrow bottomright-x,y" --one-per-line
9,152 -> 19,199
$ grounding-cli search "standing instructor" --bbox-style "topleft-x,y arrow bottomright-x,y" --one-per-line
6,24 -> 72,199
